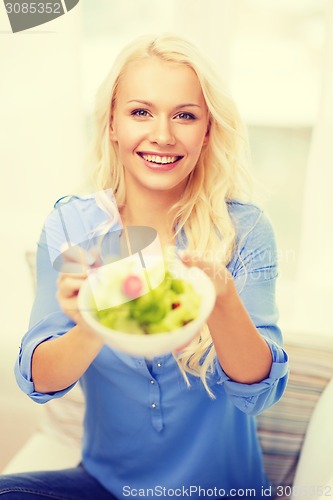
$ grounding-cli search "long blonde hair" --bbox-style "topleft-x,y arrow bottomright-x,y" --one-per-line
86,33 -> 253,397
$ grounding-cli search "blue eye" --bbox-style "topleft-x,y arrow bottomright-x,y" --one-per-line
177,112 -> 196,120
131,109 -> 149,117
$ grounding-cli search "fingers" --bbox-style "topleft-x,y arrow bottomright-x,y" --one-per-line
60,244 -> 96,265
59,244 -> 102,273
61,262 -> 89,274
57,273 -> 86,298
177,250 -> 192,265
89,246 -> 102,265
178,251 -> 204,269
177,251 -> 232,297
56,272 -> 88,323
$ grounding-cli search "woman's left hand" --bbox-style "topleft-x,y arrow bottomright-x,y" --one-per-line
179,251 -> 272,383
179,252 -> 235,299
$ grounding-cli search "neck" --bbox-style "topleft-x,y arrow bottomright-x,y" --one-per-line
119,183 -> 184,246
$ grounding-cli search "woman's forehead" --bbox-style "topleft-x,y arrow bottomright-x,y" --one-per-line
116,57 -> 205,106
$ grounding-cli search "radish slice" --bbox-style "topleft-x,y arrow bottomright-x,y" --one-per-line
122,275 -> 143,299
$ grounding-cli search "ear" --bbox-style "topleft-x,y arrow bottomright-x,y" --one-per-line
109,119 -> 118,142
203,122 -> 210,146
202,125 -> 210,146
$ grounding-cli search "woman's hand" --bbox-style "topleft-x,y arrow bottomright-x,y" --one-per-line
56,271 -> 87,325
179,251 -> 272,383
179,252 -> 234,299
56,245 -> 101,326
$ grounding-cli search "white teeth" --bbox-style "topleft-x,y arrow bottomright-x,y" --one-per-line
142,154 -> 178,164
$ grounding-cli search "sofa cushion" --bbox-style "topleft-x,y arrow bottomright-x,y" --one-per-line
257,334 -> 333,496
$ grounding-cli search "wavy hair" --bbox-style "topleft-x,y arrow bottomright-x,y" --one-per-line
86,33 -> 253,397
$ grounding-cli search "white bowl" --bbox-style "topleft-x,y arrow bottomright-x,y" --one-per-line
78,261 -> 216,359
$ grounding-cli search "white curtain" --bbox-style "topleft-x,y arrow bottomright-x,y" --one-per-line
292,0 -> 333,335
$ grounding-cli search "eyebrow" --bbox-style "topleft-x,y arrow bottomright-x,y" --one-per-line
127,100 -> 202,110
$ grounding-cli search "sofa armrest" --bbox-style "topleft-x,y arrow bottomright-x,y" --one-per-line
258,332 -> 333,496
291,377 -> 333,500
2,431 -> 81,475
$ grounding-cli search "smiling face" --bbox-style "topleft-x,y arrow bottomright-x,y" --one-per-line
110,57 -> 210,198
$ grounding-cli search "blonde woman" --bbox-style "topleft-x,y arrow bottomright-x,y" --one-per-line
1,34 -> 288,499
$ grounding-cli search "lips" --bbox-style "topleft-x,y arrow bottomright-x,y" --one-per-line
137,152 -> 183,165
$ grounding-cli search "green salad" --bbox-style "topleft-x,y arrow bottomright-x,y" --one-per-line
94,270 -> 201,335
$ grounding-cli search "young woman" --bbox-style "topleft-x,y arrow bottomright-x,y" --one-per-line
1,34 -> 288,499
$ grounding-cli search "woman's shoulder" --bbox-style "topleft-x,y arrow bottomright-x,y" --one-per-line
49,191 -> 118,233
226,199 -> 275,244
53,193 -> 106,217
42,192 -> 120,261
227,199 -> 263,227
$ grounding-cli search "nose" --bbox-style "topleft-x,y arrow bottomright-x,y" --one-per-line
148,116 -> 176,146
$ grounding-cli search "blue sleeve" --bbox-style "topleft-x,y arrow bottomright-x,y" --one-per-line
14,218 -> 77,404
213,207 -> 289,415
15,195 -> 120,403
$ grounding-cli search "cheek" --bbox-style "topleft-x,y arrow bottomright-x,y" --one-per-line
185,128 -> 207,155
116,122 -> 146,152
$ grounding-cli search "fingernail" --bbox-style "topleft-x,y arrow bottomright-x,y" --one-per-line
83,251 -> 96,266
177,249 -> 186,257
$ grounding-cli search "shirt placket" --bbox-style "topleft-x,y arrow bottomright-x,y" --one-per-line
149,358 -> 164,432
135,357 -> 164,432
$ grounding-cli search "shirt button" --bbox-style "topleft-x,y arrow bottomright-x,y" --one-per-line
151,403 -> 157,409
157,362 -> 162,367
150,380 -> 155,384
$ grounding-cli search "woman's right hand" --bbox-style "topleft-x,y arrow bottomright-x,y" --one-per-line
56,271 -> 88,325
56,245 -> 101,326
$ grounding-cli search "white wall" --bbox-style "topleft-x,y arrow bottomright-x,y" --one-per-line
292,1 -> 333,336
0,4 -> 84,468
0,4 -> 84,356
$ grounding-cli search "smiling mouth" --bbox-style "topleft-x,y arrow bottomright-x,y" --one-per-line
137,153 -> 183,165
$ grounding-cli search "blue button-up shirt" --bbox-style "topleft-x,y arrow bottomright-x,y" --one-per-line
15,196 -> 288,499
